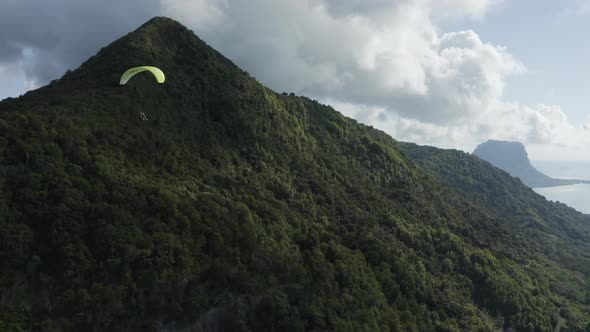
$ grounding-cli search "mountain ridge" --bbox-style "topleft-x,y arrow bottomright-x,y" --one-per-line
1,17 -> 590,331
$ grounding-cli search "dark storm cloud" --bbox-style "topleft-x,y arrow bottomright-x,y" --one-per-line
0,0 -> 160,83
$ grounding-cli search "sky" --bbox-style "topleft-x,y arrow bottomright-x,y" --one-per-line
0,0 -> 589,161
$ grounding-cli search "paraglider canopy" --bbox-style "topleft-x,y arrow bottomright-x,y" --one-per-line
120,66 -> 165,85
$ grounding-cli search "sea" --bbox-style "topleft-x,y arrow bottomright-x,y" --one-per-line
532,161 -> 590,214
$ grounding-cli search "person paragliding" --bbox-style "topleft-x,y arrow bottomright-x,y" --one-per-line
120,66 -> 165,122
120,66 -> 165,85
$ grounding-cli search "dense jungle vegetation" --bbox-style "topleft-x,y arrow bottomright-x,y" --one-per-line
1,17 -> 590,331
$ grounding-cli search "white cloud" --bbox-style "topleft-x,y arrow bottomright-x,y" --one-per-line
333,99 -> 590,159
159,0 -> 589,159
0,52 -> 36,99
558,0 -> 590,20
162,0 -> 520,123
160,0 -> 227,30
0,63 -> 23,100
0,0 -> 587,160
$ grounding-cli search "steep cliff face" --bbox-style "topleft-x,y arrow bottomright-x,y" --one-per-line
473,140 -> 589,187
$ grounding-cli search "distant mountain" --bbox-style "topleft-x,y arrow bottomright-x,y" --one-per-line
1,17 -> 590,331
473,140 -> 590,187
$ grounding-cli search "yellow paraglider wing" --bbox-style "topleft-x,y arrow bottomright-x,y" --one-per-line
120,66 -> 165,85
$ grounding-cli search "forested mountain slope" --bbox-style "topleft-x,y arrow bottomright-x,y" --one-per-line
1,17 -> 589,332
402,143 -> 590,319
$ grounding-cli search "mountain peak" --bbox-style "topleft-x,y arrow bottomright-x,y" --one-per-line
475,140 -> 529,164
122,16 -> 194,49
473,140 -> 588,187
141,16 -> 185,28
3,16 -> 246,105
0,15 -> 282,152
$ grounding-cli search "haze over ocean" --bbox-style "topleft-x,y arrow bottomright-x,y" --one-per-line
533,161 -> 590,214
